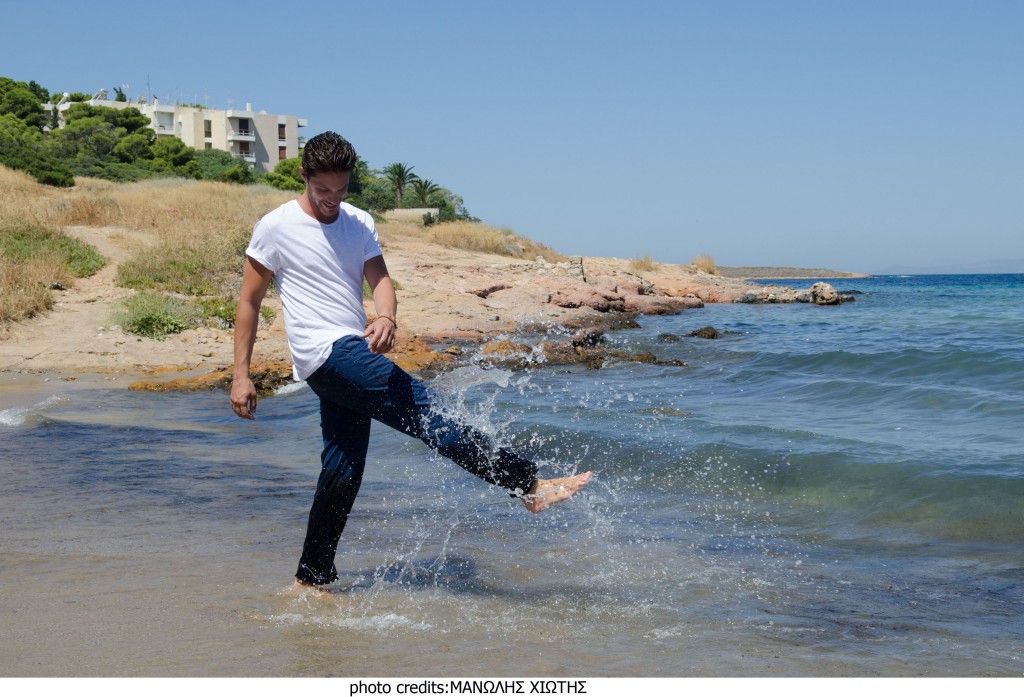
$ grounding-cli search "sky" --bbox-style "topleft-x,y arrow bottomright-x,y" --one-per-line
3,0 -> 1022,274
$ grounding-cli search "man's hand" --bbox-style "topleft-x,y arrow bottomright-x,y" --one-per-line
230,375 -> 258,419
363,316 -> 397,354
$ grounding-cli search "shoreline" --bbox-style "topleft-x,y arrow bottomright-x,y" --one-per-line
0,223 -> 858,396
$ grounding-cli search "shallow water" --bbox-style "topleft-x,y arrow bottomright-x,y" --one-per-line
1,274 -> 1022,677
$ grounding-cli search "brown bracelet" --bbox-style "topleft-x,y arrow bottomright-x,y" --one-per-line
377,315 -> 397,329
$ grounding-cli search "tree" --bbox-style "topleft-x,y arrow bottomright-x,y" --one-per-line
55,116 -> 123,159
0,113 -> 74,186
26,81 -> 50,103
0,87 -> 46,129
64,103 -> 151,135
264,156 -> 304,191
382,162 -> 417,207
112,132 -> 154,163
147,137 -> 200,178
150,137 -> 194,168
194,148 -> 256,184
344,162 -> 395,212
411,178 -> 442,206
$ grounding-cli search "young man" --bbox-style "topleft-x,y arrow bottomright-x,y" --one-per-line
230,131 -> 591,587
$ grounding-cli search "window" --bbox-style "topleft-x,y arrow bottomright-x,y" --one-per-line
204,120 -> 211,138
239,142 -> 250,155
279,146 -> 287,160
278,124 -> 286,140
238,118 -> 250,135
205,143 -> 212,149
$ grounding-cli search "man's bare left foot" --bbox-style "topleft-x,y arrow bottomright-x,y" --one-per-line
523,472 -> 592,513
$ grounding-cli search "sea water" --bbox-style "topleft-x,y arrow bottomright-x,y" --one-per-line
1,274 -> 1022,677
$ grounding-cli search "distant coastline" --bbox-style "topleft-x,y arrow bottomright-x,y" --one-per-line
718,266 -> 870,280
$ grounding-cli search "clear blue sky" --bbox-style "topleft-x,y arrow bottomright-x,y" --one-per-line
4,0 -> 1022,273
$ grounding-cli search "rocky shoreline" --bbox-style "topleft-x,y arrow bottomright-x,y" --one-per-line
0,222 -> 856,395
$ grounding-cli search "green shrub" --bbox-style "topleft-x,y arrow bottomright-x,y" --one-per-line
196,295 -> 236,328
196,295 -> 275,328
115,292 -> 197,340
0,222 -> 105,277
116,247 -> 220,295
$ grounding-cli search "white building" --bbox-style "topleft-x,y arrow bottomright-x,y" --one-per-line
43,90 -> 307,173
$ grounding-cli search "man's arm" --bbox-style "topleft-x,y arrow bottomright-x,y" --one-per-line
230,257 -> 273,419
362,254 -> 397,354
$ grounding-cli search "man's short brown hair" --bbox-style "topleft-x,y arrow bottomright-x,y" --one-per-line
301,131 -> 358,177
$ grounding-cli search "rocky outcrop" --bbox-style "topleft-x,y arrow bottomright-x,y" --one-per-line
735,281 -> 855,305
127,336 -> 455,393
471,336 -> 687,372
548,288 -> 626,313
690,326 -> 721,339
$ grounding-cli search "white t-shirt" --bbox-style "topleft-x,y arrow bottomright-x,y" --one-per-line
246,199 -> 383,380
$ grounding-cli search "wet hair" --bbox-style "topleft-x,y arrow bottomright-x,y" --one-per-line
301,131 -> 358,176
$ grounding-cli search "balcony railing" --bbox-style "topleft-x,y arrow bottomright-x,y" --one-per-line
227,129 -> 256,141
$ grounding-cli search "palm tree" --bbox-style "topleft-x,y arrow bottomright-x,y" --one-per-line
383,162 -> 417,207
411,178 -> 442,206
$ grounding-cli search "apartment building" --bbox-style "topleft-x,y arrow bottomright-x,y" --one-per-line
44,90 -> 307,173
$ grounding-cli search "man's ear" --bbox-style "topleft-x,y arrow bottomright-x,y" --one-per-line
298,166 -> 307,182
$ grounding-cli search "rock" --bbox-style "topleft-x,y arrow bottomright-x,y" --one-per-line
734,282 -> 854,305
470,284 -> 510,299
548,288 -> 626,313
571,328 -> 605,347
589,272 -> 655,297
810,282 -> 841,305
657,333 -> 681,342
128,359 -> 292,394
127,336 -> 454,394
690,326 -> 720,339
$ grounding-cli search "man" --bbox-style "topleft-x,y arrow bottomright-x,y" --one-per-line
230,131 -> 591,588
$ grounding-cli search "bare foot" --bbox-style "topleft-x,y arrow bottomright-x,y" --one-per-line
285,579 -> 330,596
523,471 -> 592,513
282,580 -> 356,608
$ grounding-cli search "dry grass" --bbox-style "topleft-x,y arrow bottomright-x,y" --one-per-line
2,166 -> 567,328
383,219 -> 567,262
691,254 -> 719,275
52,177 -> 293,296
0,167 -> 106,323
629,254 -> 658,272
0,254 -> 61,323
0,166 -> 50,228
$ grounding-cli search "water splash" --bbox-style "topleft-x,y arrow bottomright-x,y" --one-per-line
0,394 -> 67,427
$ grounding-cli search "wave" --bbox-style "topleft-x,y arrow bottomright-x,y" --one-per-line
0,394 -> 66,427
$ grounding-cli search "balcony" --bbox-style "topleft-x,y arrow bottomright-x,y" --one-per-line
227,129 -> 256,142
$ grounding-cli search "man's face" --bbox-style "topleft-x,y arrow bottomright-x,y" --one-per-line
302,169 -> 350,222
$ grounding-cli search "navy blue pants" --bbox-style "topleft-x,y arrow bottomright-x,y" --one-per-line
295,335 -> 539,585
